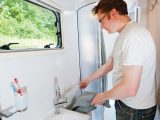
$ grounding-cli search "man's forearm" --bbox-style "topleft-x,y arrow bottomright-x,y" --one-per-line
103,80 -> 137,100
104,65 -> 142,100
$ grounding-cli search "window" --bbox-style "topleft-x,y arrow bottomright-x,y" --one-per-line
0,0 -> 62,52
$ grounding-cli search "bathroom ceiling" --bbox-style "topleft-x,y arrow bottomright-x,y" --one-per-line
48,0 -> 145,11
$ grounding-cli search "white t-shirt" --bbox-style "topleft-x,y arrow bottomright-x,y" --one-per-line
111,21 -> 156,109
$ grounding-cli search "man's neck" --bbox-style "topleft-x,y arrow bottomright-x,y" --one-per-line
117,15 -> 131,33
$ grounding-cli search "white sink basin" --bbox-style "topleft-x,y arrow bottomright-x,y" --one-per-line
42,108 -> 91,120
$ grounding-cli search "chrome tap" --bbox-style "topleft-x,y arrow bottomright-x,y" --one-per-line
53,77 -> 67,114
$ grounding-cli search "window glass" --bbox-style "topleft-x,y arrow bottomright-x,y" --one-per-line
0,0 -> 62,51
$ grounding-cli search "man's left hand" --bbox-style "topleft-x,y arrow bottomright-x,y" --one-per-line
91,93 -> 106,105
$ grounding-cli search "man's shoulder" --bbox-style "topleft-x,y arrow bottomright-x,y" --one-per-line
129,22 -> 148,33
124,22 -> 149,37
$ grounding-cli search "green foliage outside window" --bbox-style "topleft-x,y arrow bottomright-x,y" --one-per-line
0,0 -> 58,50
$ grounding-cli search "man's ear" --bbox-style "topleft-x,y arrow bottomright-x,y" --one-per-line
110,9 -> 118,17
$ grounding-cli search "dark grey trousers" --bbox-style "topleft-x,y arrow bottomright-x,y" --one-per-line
115,100 -> 156,120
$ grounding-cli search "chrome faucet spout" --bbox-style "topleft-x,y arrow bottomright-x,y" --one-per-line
53,77 -> 68,114
54,77 -> 60,102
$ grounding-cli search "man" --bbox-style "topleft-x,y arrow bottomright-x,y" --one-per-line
80,0 -> 157,119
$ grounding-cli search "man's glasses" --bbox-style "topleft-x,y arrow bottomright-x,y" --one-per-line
99,13 -> 108,23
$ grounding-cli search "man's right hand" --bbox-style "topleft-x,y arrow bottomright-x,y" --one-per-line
79,79 -> 90,89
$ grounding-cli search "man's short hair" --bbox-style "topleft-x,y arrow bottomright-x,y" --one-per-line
92,0 -> 128,15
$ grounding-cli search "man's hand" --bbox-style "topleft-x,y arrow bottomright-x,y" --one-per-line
79,79 -> 90,89
91,93 -> 106,105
